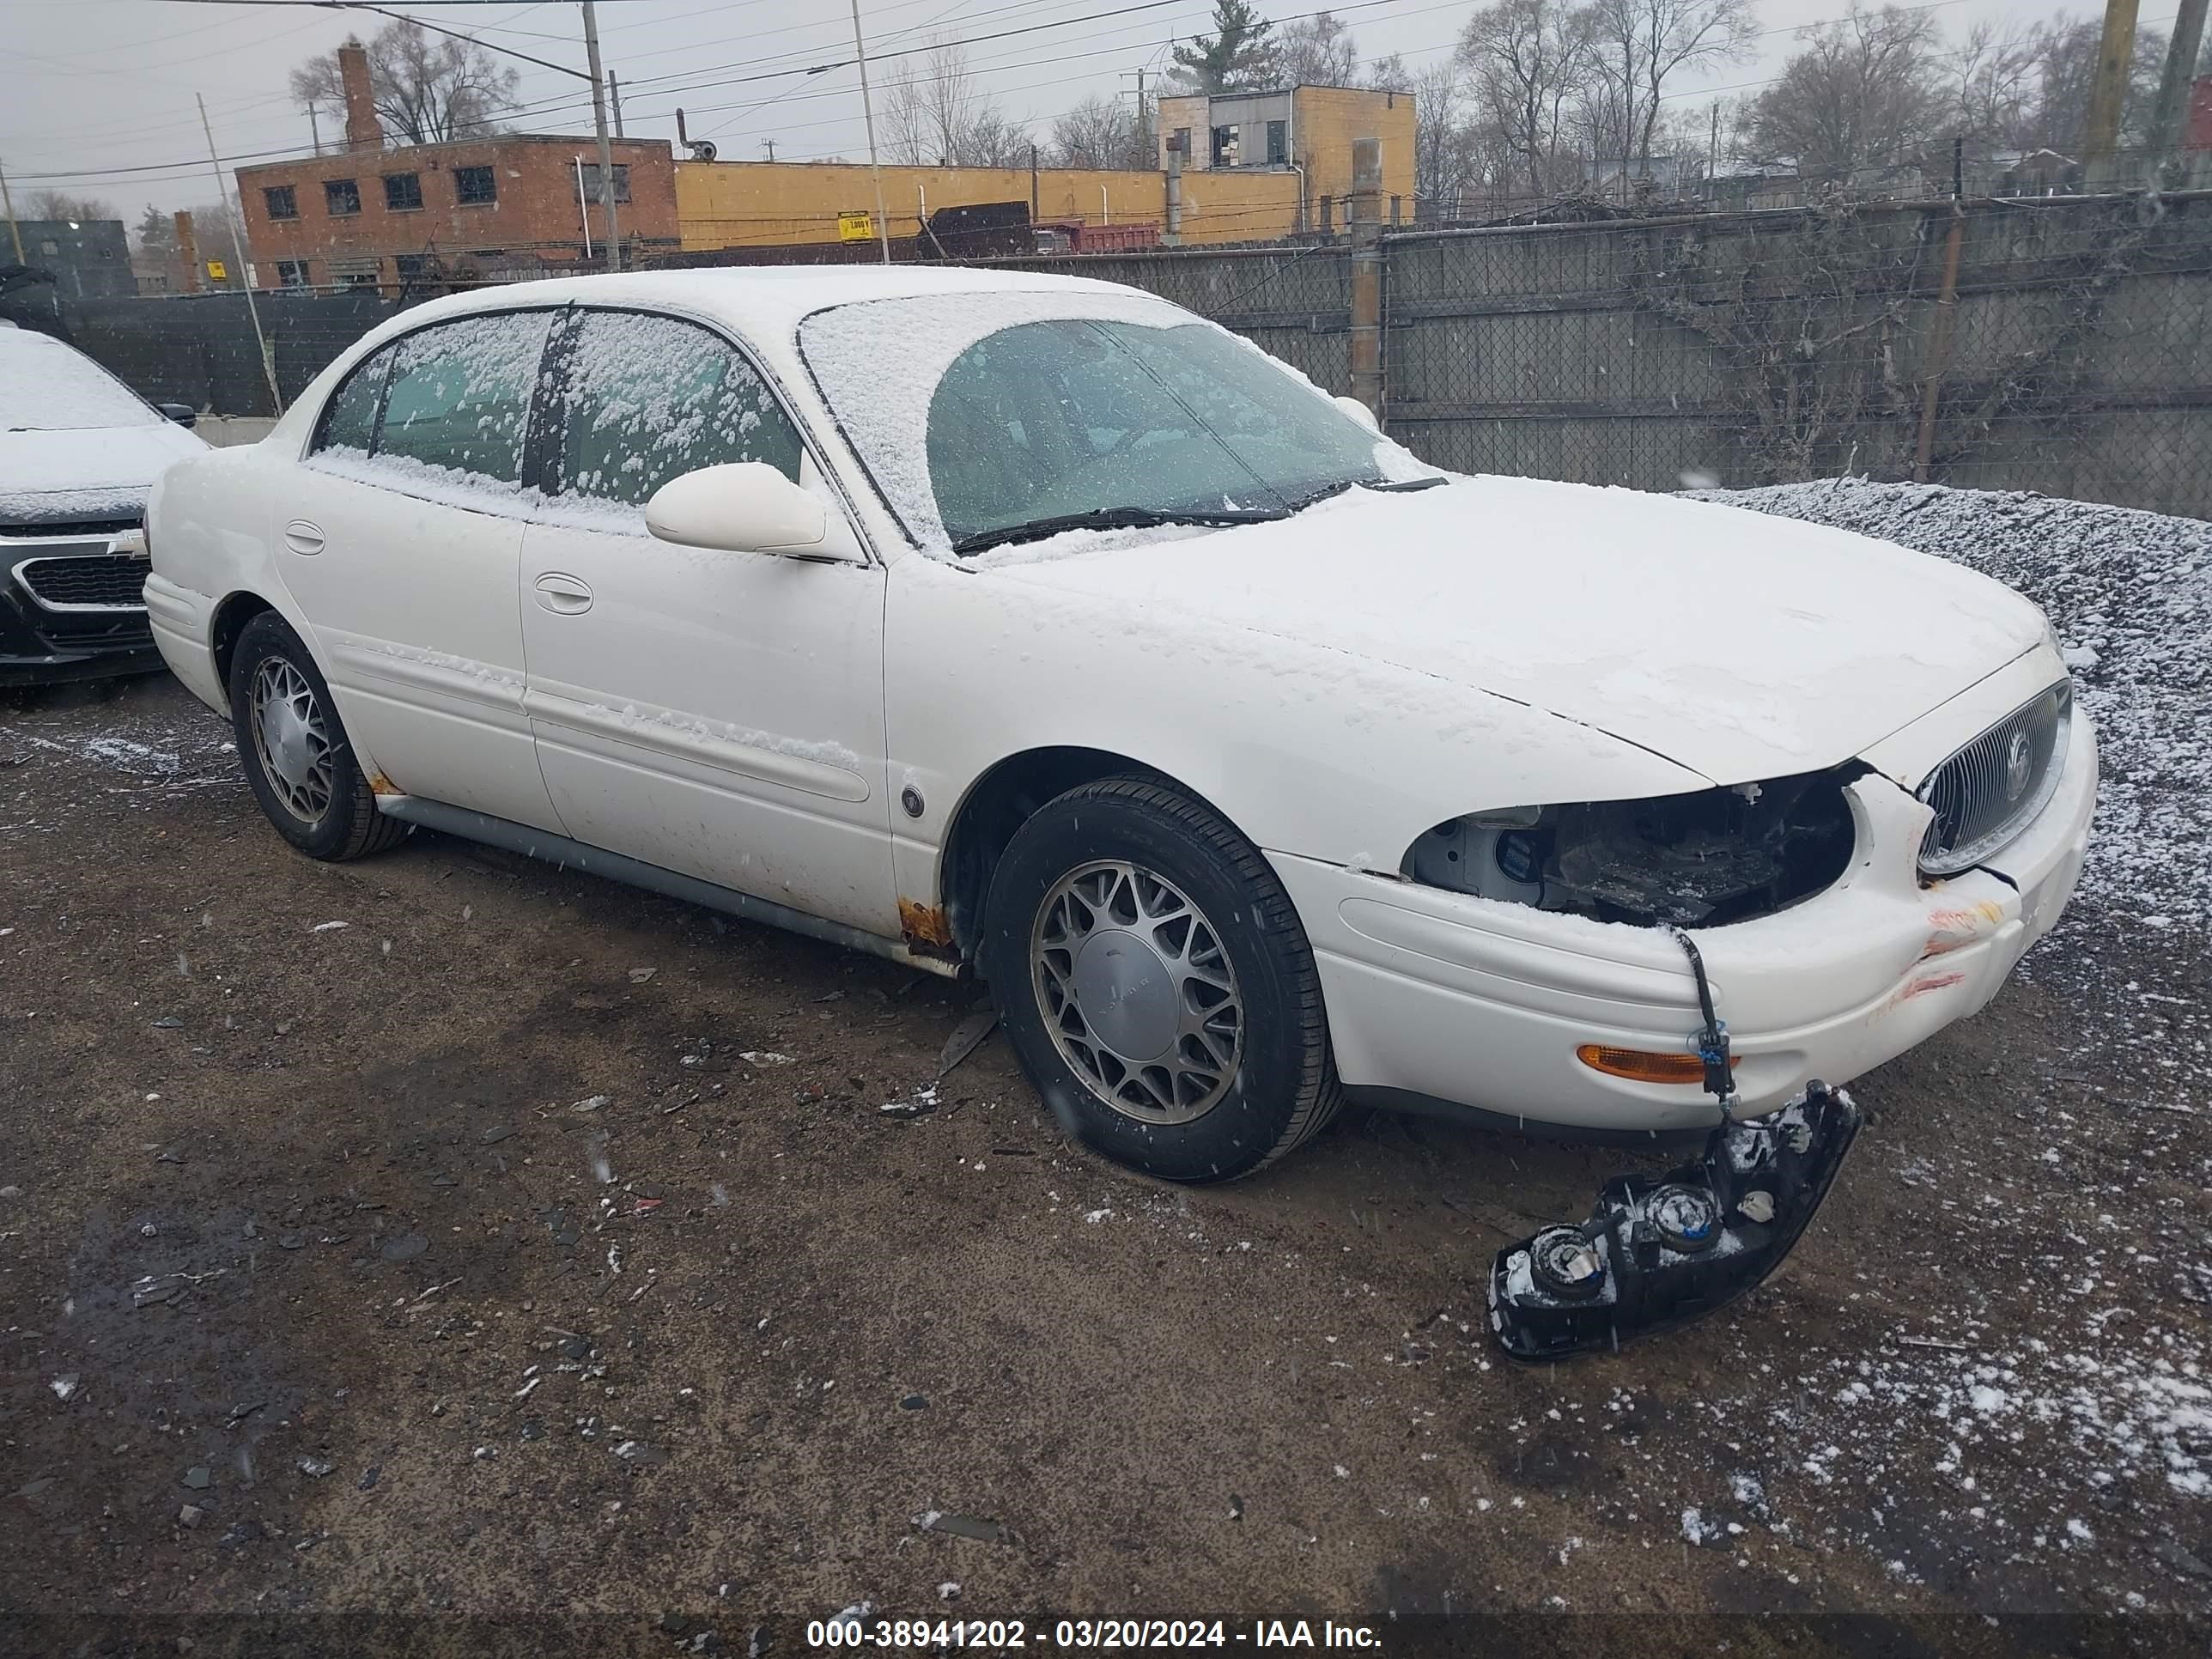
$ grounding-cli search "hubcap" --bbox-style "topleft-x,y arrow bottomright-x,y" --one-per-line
250,656 -> 334,823
1030,860 -> 1243,1126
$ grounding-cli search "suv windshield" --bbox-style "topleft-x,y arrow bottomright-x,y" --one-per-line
799,292 -> 1436,553
0,329 -> 163,433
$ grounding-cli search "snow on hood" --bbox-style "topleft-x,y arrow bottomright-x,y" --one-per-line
0,422 -> 206,525
983,474 -> 2048,786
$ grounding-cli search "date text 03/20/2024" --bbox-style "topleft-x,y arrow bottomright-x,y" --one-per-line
805,1619 -> 1383,1650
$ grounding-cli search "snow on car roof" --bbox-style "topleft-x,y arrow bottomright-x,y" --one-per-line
384,264 -> 1144,344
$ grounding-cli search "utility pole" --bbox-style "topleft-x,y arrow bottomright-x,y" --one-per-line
849,0 -> 891,264
763,138 -> 777,162
197,93 -> 282,415
609,72 -> 625,140
2147,0 -> 2210,178
580,2 -> 620,271
0,158 -> 25,265
1121,66 -> 1150,163
1348,137 -> 1383,419
2082,0 -> 2142,191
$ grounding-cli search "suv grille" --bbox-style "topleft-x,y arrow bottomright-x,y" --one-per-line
1917,682 -> 2071,876
15,554 -> 149,610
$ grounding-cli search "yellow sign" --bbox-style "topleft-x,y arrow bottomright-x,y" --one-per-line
836,210 -> 873,243
204,259 -> 228,282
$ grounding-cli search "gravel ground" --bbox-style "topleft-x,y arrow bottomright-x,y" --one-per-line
1,672 -> 2207,1659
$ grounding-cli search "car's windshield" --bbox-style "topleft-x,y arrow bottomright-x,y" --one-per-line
799,291 -> 1437,553
0,331 -> 163,433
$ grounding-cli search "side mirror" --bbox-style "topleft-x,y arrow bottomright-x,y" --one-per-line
158,402 -> 198,428
1333,393 -> 1379,434
645,462 -> 846,558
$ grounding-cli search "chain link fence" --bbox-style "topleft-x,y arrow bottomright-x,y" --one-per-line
17,193 -> 2211,520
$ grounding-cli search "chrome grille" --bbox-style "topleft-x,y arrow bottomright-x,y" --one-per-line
1917,682 -> 2071,876
14,554 -> 149,611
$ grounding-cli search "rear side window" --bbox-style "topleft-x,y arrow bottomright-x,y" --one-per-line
553,310 -> 802,508
374,312 -> 551,486
315,351 -> 386,453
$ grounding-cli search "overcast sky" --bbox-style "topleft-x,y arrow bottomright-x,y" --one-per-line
0,0 -> 2151,227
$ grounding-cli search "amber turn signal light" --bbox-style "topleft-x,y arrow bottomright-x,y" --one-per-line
1576,1044 -> 1740,1085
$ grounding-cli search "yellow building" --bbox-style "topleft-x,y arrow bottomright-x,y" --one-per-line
1156,84 -> 1418,231
675,158 -> 1305,252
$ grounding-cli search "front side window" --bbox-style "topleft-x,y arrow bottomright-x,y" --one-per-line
384,173 -> 423,211
264,185 -> 298,221
325,178 -> 362,216
454,166 -> 497,205
553,310 -> 801,510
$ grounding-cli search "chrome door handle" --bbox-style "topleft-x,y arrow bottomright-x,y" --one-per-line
282,520 -> 325,556
532,572 -> 593,615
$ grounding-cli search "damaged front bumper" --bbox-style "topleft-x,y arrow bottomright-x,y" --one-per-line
1487,1081 -> 1862,1360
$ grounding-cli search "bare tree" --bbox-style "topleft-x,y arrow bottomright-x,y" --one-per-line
1367,58 -> 1484,222
1744,3 -> 1948,182
1276,12 -> 1359,88
1584,0 -> 1757,195
25,190 -> 117,223
1048,94 -> 1149,169
290,21 -> 518,148
2017,12 -> 2170,155
1948,17 -> 2045,152
1456,0 -> 1595,199
883,39 -> 1030,167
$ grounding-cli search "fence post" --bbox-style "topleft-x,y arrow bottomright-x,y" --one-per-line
1914,191 -> 1967,483
1349,137 -> 1383,418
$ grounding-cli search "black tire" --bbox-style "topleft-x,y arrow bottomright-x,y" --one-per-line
981,776 -> 1340,1182
227,611 -> 405,862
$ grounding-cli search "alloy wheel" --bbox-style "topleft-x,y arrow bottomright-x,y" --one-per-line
1030,859 -> 1244,1125
249,655 -> 334,824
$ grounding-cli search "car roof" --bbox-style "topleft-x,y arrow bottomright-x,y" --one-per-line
390,264 -> 1155,341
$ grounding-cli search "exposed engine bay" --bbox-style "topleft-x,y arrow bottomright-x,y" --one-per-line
1405,767 -> 1861,927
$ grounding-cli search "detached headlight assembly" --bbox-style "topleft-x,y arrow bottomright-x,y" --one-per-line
1406,769 -> 1859,928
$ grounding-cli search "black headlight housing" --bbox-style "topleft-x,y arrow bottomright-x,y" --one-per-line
1406,766 -> 1860,929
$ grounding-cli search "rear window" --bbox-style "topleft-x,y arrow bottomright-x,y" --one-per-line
0,331 -> 162,433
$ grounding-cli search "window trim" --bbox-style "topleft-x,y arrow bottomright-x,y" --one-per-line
301,301 -> 875,557
453,165 -> 499,206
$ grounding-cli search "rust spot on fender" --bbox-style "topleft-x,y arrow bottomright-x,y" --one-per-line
368,772 -> 398,797
897,898 -> 960,961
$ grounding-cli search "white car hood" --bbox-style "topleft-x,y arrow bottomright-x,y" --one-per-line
983,475 -> 2048,787
0,422 -> 207,520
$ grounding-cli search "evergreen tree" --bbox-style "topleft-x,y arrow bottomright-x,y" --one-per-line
1172,0 -> 1279,93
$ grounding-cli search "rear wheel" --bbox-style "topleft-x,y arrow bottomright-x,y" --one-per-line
227,611 -> 404,862
981,777 -> 1340,1182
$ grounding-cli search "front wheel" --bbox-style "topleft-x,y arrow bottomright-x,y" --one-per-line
981,777 -> 1340,1182
227,611 -> 404,862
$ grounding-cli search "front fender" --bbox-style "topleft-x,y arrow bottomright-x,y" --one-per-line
883,554 -> 1712,897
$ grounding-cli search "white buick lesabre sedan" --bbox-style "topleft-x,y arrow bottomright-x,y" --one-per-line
144,268 -> 2094,1183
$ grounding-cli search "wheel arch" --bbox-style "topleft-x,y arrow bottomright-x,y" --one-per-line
210,589 -> 279,690
937,745 -> 1251,963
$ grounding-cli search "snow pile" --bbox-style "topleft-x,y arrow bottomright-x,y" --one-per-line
1704,480 -> 2210,926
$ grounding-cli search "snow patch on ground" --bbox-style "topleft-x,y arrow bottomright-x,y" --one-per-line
1701,479 -> 2210,926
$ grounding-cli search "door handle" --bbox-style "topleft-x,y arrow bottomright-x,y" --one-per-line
282,520 -> 325,556
532,572 -> 593,615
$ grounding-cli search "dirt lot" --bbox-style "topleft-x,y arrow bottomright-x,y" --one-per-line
3,674 -> 2207,1658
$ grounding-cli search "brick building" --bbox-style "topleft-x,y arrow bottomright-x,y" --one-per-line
234,43 -> 677,290
1155,84 -> 1416,233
